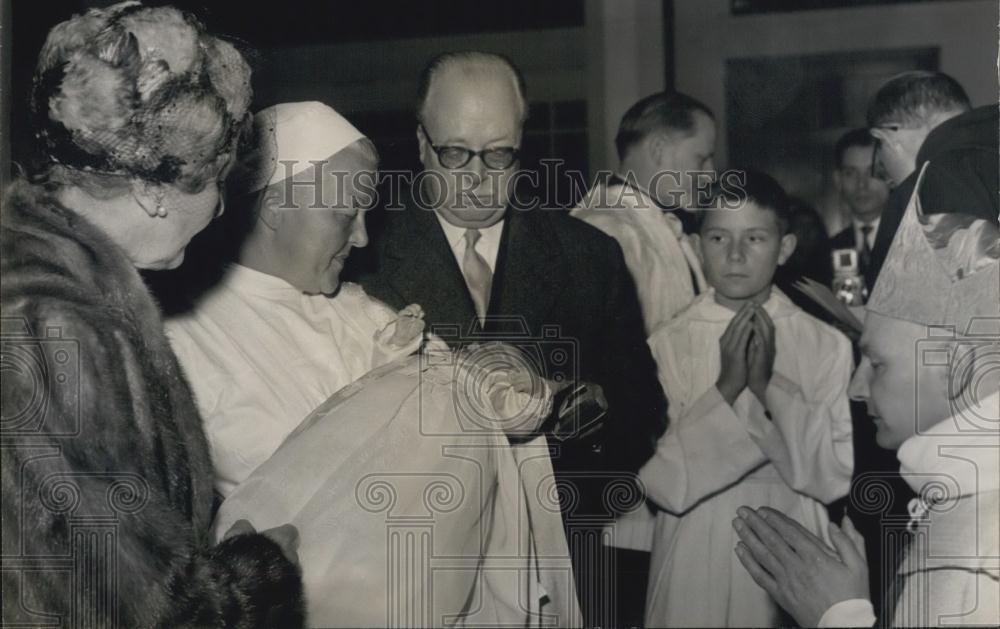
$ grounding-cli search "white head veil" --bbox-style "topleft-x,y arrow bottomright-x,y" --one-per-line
232,101 -> 366,194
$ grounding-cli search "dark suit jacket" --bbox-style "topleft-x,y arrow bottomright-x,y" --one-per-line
349,203 -> 668,521
829,225 -> 857,251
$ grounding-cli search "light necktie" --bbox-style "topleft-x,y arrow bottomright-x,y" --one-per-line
462,228 -> 492,320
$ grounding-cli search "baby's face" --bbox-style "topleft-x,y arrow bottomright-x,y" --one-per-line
696,201 -> 795,307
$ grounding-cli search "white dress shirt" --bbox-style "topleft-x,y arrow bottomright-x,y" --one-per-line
435,212 -> 505,274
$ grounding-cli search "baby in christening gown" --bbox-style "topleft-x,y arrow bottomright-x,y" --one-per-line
205,300 -> 574,628
168,266 -> 574,623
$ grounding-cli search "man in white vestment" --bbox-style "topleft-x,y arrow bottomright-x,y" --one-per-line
167,102 -> 581,627
733,166 -> 999,628
572,90 -> 714,335
570,91 -> 715,626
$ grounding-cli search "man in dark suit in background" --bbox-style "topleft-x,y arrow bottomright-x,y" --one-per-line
829,128 -> 889,290
348,51 -> 667,627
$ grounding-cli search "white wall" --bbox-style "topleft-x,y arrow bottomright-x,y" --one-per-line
586,0 -> 667,171
674,0 -> 998,167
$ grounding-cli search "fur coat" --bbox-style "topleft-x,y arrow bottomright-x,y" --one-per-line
1,181 -> 303,627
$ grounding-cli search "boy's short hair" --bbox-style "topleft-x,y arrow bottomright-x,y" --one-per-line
697,170 -> 792,234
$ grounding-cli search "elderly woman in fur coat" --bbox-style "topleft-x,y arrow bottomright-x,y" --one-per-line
1,3 -> 302,626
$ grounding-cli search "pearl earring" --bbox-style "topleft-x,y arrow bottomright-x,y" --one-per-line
149,184 -> 167,218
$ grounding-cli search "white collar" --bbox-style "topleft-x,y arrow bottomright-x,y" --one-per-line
853,216 -> 881,233
224,263 -> 302,299
603,175 -> 686,236
897,389 -> 1000,499
687,286 -> 799,323
434,212 -> 505,273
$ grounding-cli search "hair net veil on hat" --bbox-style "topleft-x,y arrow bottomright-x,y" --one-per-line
32,0 -> 252,192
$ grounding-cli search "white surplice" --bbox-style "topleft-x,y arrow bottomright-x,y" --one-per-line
641,288 -> 854,628
572,178 -> 706,551
571,178 -> 705,335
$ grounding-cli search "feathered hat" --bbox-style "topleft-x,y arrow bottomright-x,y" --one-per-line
32,1 -> 252,191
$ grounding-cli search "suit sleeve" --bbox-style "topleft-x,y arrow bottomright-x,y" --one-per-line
1,308 -> 303,628
597,242 -> 669,481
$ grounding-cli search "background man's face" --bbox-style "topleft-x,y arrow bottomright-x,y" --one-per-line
848,313 -> 952,449
835,144 -> 889,222
417,70 -> 522,229
652,110 -> 717,209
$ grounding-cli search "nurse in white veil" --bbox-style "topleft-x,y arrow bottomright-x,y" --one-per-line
167,102 -> 581,627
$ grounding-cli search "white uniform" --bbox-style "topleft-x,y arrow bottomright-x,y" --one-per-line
166,264 -> 416,495
642,288 -> 854,627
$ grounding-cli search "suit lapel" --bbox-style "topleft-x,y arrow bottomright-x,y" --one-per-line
383,207 -> 480,336
487,210 -> 567,334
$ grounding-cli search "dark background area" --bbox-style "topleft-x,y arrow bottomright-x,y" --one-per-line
7,0 -> 991,216
731,0 -> 941,13
10,0 -> 588,199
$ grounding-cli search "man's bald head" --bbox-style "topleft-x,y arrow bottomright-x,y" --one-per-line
417,52 -> 528,125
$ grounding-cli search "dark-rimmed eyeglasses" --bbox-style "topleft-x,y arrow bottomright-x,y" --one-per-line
420,124 -> 520,170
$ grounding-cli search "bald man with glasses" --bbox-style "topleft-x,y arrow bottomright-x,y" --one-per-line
350,51 -> 667,628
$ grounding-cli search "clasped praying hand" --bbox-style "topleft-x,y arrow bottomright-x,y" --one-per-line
732,506 -> 870,627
